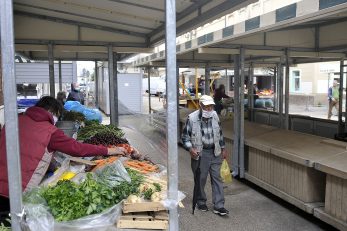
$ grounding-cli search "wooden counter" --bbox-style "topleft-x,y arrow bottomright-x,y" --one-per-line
245,130 -> 346,214
313,152 -> 347,231
179,108 -> 347,229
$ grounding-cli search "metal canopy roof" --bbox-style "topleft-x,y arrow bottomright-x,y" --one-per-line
134,0 -> 347,68
13,0 -> 257,61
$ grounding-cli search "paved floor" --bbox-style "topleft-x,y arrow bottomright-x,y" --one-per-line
100,96 -> 339,231
117,115 -> 337,231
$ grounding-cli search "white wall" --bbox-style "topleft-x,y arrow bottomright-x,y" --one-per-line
15,62 -> 77,84
97,65 -> 143,115
118,73 -> 143,114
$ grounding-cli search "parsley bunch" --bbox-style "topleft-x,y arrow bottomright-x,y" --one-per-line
41,169 -> 143,222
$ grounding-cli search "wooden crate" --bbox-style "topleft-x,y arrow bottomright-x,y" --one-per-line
123,201 -> 167,213
248,147 -> 325,203
117,211 -> 168,230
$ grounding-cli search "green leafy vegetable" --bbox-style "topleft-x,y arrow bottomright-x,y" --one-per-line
153,183 -> 161,192
0,219 -> 11,231
143,188 -> 154,200
77,122 -> 124,140
62,111 -> 86,122
41,169 -> 144,221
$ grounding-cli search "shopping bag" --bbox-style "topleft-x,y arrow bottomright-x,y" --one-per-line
220,159 -> 232,183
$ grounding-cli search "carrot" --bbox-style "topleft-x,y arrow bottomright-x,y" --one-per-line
124,160 -> 158,174
92,156 -> 119,172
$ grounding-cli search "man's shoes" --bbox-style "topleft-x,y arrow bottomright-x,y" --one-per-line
213,207 -> 229,216
197,204 -> 209,212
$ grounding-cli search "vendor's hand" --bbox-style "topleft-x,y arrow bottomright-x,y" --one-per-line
107,147 -> 127,155
190,148 -> 199,159
221,149 -> 227,159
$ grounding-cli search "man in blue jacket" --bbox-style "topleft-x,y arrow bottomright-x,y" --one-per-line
328,80 -> 339,119
67,83 -> 85,105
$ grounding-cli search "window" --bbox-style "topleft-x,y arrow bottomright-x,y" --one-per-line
291,70 -> 301,92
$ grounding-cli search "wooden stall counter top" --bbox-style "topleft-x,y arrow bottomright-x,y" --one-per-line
246,129 -> 347,167
221,120 -> 277,141
314,152 -> 347,179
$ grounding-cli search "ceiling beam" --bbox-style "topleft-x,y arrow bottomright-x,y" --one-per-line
14,3 -> 154,31
198,47 -> 240,55
15,39 -> 147,47
319,44 -> 347,52
289,51 -> 346,58
16,44 -> 154,54
28,57 -> 109,61
112,47 -> 154,53
14,11 -> 147,38
106,0 -> 164,12
16,44 -> 47,52
210,44 -> 315,52
188,47 -> 346,59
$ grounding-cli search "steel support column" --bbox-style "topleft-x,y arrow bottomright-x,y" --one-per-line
278,60 -> 284,129
225,69 -> 230,94
177,65 -> 180,139
284,49 -> 290,130
108,46 -> 118,126
58,60 -> 62,92
338,60 -> 344,134
147,67 -> 152,114
205,63 -> 210,95
343,60 -> 347,133
273,66 -> 277,112
48,43 -> 55,97
94,61 -> 99,108
232,54 -> 240,176
248,63 -> 254,121
0,0 -> 23,230
239,47 -> 245,178
165,0 -> 179,230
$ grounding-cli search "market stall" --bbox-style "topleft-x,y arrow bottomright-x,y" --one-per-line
245,130 -> 347,214
20,119 -> 183,231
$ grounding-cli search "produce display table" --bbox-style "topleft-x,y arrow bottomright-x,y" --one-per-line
314,152 -> 347,231
245,130 -> 346,214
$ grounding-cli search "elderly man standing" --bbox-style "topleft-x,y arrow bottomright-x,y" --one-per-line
328,80 -> 339,120
182,95 -> 229,216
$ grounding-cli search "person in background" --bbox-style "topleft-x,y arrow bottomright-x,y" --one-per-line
198,77 -> 205,94
57,91 -> 67,106
67,83 -> 85,105
252,83 -> 259,107
182,95 -> 229,216
213,84 -> 230,114
328,80 -> 339,119
187,83 -> 195,96
0,96 -> 126,211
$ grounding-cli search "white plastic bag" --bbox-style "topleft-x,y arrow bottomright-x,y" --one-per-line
94,160 -> 131,187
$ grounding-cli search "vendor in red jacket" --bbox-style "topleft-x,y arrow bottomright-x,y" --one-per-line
0,96 -> 126,199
